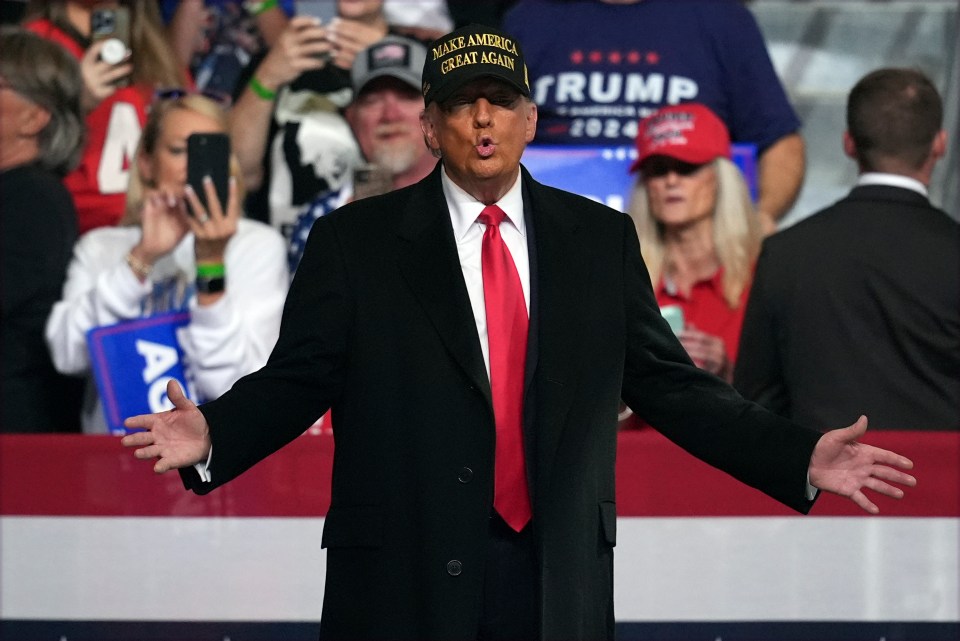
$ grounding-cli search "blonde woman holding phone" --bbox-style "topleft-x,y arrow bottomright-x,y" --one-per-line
45,93 -> 289,434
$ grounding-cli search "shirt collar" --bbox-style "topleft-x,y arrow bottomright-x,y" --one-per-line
856,172 -> 928,197
659,266 -> 724,299
442,167 -> 525,243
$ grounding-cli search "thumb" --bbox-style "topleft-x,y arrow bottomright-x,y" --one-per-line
83,40 -> 105,62
842,415 -> 869,439
166,379 -> 194,411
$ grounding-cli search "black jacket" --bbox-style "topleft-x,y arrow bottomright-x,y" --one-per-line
186,164 -> 820,640
735,184 -> 960,431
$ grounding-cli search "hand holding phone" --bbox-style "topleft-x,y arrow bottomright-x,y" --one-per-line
90,4 -> 131,86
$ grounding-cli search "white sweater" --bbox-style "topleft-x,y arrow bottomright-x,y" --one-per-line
45,219 -> 290,433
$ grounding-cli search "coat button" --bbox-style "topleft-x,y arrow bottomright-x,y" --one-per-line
446,560 -> 463,576
457,467 -> 474,483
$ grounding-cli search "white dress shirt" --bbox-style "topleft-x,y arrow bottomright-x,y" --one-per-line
856,172 -> 928,197
441,167 -> 530,379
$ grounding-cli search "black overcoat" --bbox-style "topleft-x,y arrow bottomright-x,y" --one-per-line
186,164 -> 820,640
735,184 -> 960,430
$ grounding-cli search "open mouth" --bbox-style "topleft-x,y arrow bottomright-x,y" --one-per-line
476,136 -> 495,158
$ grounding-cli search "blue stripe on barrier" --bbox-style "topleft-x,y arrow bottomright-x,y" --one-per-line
2,621 -> 957,640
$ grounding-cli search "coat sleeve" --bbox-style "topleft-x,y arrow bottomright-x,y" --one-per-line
618,214 -> 819,513
186,215 -> 352,493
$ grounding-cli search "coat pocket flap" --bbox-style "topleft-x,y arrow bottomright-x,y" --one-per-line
321,504 -> 384,549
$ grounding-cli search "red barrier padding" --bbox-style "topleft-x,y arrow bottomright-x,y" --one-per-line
1,430 -> 955,517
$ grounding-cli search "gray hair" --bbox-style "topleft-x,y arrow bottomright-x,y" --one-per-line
0,27 -> 84,175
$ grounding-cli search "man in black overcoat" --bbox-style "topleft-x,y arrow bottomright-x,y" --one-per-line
735,68 -> 959,431
124,26 -> 916,641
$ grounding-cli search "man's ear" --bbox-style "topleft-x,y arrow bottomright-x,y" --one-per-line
20,104 -> 51,137
524,101 -> 538,144
842,130 -> 857,160
420,108 -> 440,155
344,104 -> 358,131
931,129 -> 947,160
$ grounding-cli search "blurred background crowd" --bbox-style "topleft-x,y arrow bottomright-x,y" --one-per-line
1,0 -> 957,435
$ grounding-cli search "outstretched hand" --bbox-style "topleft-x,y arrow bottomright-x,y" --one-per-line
121,380 -> 212,474
808,416 -> 916,514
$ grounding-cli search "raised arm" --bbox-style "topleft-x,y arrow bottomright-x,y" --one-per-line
230,16 -> 332,190
165,0 -> 206,72
756,132 -> 805,234
808,415 -> 916,514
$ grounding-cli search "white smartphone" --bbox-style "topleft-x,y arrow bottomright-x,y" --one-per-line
659,305 -> 685,335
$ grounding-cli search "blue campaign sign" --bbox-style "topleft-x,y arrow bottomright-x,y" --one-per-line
521,146 -> 637,213
520,144 -> 757,213
87,312 -> 199,435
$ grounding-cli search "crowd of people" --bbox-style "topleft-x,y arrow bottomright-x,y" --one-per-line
0,3 -> 944,639
1,0 -> 956,439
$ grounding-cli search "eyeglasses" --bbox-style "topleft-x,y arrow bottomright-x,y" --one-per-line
640,157 -> 709,179
152,87 -> 232,109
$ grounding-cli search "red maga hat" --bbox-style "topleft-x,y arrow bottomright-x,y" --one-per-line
629,103 -> 731,173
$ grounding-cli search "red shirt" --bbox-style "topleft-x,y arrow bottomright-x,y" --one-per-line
655,267 -> 751,364
26,19 -> 151,234
620,267 -> 752,431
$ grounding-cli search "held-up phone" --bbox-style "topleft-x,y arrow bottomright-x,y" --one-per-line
659,304 -> 685,336
294,3 -> 335,64
296,0 -> 337,22
91,4 -> 131,84
187,133 -> 231,217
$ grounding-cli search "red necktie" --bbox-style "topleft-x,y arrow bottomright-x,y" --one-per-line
478,204 -> 531,532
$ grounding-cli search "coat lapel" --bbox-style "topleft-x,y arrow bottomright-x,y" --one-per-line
395,165 -> 596,496
521,168 -> 595,489
396,167 -> 491,400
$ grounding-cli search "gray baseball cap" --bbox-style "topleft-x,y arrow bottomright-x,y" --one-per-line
351,36 -> 427,96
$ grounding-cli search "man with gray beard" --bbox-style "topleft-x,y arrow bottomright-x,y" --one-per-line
287,35 -> 437,271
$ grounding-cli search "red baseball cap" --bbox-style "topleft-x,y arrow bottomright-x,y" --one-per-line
629,103 -> 731,173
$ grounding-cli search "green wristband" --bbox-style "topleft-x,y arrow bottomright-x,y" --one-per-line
245,0 -> 278,17
249,76 -> 277,101
196,262 -> 226,279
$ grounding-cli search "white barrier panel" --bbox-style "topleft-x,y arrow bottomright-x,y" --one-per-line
2,431 -> 956,639
2,516 -> 956,623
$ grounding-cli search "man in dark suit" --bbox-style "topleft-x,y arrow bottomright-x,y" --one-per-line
123,27 -> 916,641
735,68 -> 959,432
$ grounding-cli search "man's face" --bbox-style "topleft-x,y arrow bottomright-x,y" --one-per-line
420,77 -> 537,202
346,77 -> 426,175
